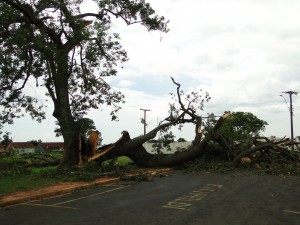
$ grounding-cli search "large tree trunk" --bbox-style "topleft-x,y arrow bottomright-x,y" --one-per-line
95,131 -> 208,167
52,54 -> 81,167
95,113 -> 230,167
126,138 -> 209,167
59,127 -> 81,167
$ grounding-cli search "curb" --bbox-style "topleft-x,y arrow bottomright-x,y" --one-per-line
0,168 -> 173,208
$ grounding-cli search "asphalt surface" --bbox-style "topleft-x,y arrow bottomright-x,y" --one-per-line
1,171 -> 300,225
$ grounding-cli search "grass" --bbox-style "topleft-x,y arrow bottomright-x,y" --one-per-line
0,175 -> 58,197
102,156 -> 134,167
0,155 -> 135,198
31,166 -> 57,174
117,156 -> 134,165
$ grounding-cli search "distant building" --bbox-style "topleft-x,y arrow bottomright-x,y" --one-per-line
42,142 -> 64,152
1,142 -> 64,155
5,142 -> 37,155
143,141 -> 192,154
0,143 -> 10,155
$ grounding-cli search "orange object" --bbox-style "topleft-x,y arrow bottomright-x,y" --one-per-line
241,156 -> 251,164
87,130 -> 99,157
84,20 -> 93,26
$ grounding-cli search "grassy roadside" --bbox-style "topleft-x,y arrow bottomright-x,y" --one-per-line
0,155 -> 134,198
0,175 -> 59,197
1,153 -> 299,198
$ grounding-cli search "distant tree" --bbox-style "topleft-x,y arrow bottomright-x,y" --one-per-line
54,118 -> 97,138
30,140 -> 39,146
55,117 -> 103,152
0,0 -> 168,167
177,137 -> 187,142
152,130 -> 175,153
1,132 -> 12,147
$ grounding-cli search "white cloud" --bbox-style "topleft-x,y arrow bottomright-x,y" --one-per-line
117,80 -> 134,88
3,0 -> 300,143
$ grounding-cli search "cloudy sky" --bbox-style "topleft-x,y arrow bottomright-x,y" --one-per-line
3,0 -> 300,144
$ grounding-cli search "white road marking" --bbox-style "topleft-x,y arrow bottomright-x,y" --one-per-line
162,184 -> 222,211
23,203 -> 78,210
21,185 -> 130,209
283,210 -> 300,215
51,185 -> 130,206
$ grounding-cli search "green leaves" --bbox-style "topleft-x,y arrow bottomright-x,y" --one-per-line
221,111 -> 268,137
205,111 -> 268,154
0,0 -> 168,138
97,0 -> 169,32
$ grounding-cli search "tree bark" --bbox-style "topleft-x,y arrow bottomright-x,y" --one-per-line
232,143 -> 274,166
96,113 -> 230,167
232,137 -> 300,166
59,128 -> 81,167
52,53 -> 81,167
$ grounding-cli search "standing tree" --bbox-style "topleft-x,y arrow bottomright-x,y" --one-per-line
0,0 -> 169,167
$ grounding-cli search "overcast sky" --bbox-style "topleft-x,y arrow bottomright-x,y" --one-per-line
3,0 -> 300,144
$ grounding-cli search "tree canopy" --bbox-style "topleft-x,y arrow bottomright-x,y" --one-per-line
54,117 -> 96,136
204,111 -> 268,157
0,0 -> 168,122
219,111 -> 268,139
0,0 -> 169,166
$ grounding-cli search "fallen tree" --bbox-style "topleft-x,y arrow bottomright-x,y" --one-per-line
93,130 -> 300,169
87,78 -> 299,169
232,137 -> 300,166
89,77 -> 233,167
94,113 -> 231,167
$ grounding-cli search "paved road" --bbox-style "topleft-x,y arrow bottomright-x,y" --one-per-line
1,171 -> 300,225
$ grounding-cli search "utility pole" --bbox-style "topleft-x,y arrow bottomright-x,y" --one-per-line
281,91 -> 298,151
140,108 -> 150,135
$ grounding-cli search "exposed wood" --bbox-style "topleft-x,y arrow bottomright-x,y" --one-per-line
232,143 -> 274,166
93,113 -> 231,167
232,136 -> 300,166
88,144 -> 115,161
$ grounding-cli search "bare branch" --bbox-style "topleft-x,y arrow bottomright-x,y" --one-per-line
170,77 -> 197,118
74,13 -> 104,20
